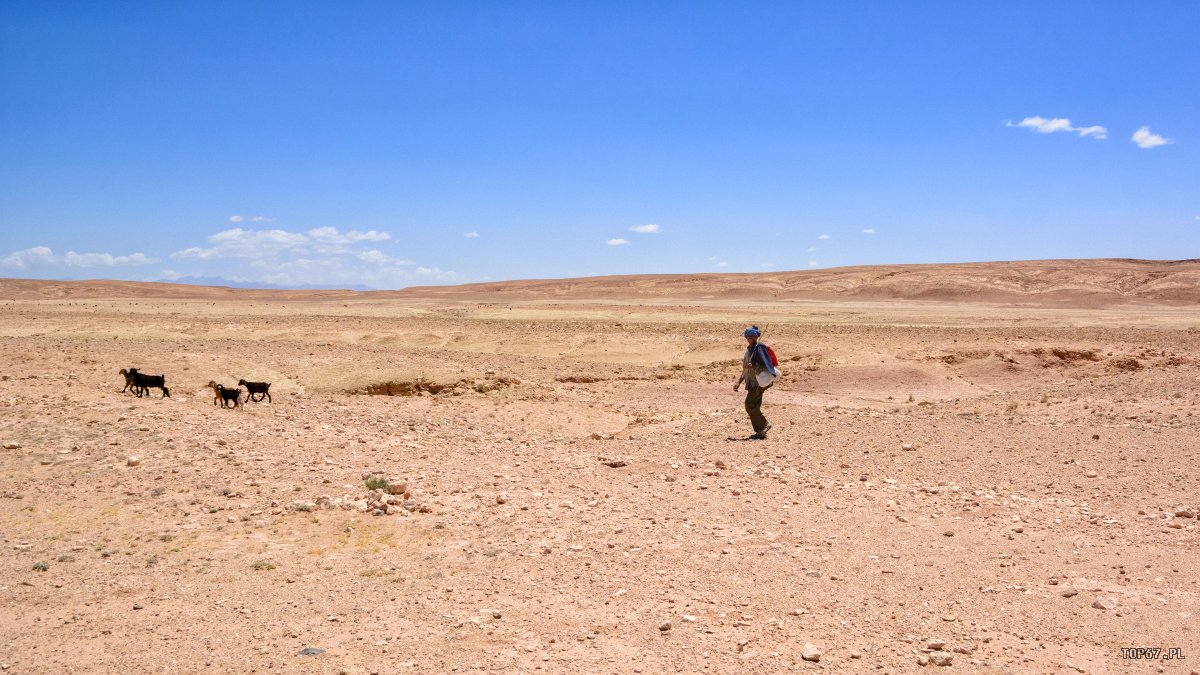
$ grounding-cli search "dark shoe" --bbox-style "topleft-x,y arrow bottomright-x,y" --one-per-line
748,432 -> 766,440
761,422 -> 772,436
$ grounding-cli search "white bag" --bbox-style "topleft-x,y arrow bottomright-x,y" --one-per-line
755,367 -> 780,388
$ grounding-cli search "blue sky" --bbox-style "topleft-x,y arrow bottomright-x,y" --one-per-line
1,2 -> 1196,289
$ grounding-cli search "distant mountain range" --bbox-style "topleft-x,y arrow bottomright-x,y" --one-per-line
152,276 -> 376,292
4,258 -> 1198,305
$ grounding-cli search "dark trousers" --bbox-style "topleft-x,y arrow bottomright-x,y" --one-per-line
744,386 -> 768,433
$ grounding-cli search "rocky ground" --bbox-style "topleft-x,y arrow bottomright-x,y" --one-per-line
1,293 -> 1197,673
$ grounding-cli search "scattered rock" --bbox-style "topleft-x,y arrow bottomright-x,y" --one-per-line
801,643 -> 822,662
126,456 -> 141,467
297,647 -> 325,656
2,442 -> 19,450
1084,470 -> 1098,478
658,621 -> 672,632
1092,597 -> 1118,610
1174,506 -> 1196,519
496,493 -> 508,505
603,460 -> 628,468
928,651 -> 953,666
902,443 -> 915,451
1060,587 -> 1079,598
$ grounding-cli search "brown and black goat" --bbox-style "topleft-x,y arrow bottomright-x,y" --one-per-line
207,381 -> 242,409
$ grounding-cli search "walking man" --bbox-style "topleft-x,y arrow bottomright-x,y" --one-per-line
733,325 -> 779,439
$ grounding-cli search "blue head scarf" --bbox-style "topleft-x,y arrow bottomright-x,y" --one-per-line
743,326 -> 762,338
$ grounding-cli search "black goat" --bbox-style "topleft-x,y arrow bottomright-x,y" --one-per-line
238,379 -> 272,403
126,368 -> 170,398
207,381 -> 241,409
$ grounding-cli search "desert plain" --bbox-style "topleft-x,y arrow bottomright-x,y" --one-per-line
1,259 -> 1198,674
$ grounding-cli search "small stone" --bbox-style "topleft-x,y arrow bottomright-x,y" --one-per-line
1092,597 -> 1118,610
715,459 -> 728,469
658,621 -> 672,632
681,615 -> 697,623
942,615 -> 958,622
917,655 -> 930,666
127,456 -> 141,467
927,639 -> 946,650
801,643 -> 822,662
132,604 -> 144,610
3,442 -> 20,450
943,530 -> 954,537
929,651 -> 953,666
496,493 -> 508,505
901,443 -> 915,451
1084,470 -> 1098,478
298,647 -> 325,656
1174,506 -> 1196,519
1060,587 -> 1079,598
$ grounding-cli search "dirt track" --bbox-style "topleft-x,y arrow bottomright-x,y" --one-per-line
1,290 -> 1198,673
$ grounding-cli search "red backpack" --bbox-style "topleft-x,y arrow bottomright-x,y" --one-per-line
763,344 -> 779,367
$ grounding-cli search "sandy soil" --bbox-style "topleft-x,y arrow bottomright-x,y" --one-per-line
1,271 -> 1198,673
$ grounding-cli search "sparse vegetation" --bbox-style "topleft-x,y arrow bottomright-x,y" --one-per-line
364,475 -> 392,492
32,561 -> 49,572
251,559 -> 276,571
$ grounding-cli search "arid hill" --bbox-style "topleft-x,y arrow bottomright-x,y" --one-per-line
400,258 -> 1200,306
3,258 -> 1198,305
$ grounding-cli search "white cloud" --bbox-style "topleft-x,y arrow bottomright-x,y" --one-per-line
1132,126 -> 1170,149
414,266 -> 460,281
307,227 -> 390,244
1006,116 -> 1107,139
629,224 -> 660,234
808,260 -> 819,267
607,238 -> 629,246
357,250 -> 390,265
250,216 -> 274,222
229,215 -> 245,223
806,246 -> 817,252
174,227 -> 397,260
356,250 -> 414,266
206,228 -> 308,258
63,251 -> 157,267
170,246 -> 220,260
818,234 -> 830,240
464,231 -> 480,238
715,261 -> 729,268
862,228 -> 876,234
157,269 -> 183,281
160,226 -> 451,289
1,246 -> 57,269
1,246 -> 156,269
